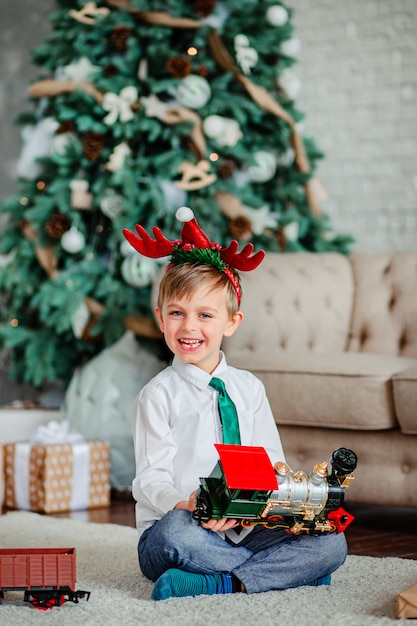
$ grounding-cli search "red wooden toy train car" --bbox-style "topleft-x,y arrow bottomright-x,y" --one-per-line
0,547 -> 90,609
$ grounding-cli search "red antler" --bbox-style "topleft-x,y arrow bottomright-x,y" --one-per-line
122,225 -> 174,258
220,240 -> 265,271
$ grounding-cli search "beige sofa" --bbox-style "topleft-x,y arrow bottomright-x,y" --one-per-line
222,252 -> 417,508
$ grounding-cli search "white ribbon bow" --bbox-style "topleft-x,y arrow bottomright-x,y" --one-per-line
30,419 -> 85,445
102,86 -> 138,125
234,34 -> 259,75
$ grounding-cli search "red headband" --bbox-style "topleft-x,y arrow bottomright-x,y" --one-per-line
122,207 -> 265,305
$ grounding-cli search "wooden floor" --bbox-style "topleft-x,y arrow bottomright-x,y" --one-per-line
54,492 -> 417,560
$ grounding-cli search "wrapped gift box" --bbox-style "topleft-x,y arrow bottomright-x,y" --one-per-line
3,440 -> 110,513
397,581 -> 417,618
0,403 -> 62,444
0,445 -> 4,512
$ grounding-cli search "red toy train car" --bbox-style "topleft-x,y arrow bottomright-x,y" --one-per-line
0,547 -> 90,609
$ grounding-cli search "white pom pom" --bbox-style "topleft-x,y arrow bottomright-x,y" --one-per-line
176,206 -> 194,222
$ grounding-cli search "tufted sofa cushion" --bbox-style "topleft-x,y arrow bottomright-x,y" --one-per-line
227,350 -> 417,430
347,252 -> 417,357
223,252 -> 354,354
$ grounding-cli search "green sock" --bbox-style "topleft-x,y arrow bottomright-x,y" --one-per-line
152,569 -> 233,601
308,574 -> 332,586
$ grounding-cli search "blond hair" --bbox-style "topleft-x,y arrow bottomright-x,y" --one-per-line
158,263 -> 241,317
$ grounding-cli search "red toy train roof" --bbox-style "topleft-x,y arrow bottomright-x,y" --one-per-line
214,444 -> 278,491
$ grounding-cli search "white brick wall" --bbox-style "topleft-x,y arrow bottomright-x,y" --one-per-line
290,0 -> 417,251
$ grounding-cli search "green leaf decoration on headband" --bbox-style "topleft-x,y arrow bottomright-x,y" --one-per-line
171,245 -> 226,272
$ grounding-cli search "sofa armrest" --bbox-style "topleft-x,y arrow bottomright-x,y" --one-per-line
392,365 -> 417,434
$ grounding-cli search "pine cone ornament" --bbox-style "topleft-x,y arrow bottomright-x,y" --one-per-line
166,56 -> 192,78
217,159 -> 235,179
277,226 -> 287,252
56,120 -> 75,134
45,212 -> 71,239
229,216 -> 252,241
195,0 -> 216,18
103,64 -> 119,77
82,132 -> 105,161
196,64 -> 209,77
109,25 -> 133,53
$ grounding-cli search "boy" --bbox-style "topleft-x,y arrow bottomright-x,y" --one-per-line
123,207 -> 347,601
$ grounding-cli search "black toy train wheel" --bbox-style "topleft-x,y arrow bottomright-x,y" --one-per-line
30,592 -> 65,610
31,597 -> 55,610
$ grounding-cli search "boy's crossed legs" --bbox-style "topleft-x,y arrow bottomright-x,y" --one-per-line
138,509 -> 347,600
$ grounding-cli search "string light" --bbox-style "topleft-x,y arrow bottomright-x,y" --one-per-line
187,47 -> 198,56
20,197 -> 29,206
36,180 -> 46,191
209,152 -> 219,161
10,318 -> 19,327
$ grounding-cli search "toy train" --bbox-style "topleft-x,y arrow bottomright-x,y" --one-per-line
0,547 -> 90,610
192,444 -> 358,534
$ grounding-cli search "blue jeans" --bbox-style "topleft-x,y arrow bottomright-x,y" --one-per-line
138,509 -> 347,594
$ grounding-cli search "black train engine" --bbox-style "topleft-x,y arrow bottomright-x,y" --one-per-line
193,445 -> 357,534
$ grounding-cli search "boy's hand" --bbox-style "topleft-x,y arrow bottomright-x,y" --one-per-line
201,517 -> 239,532
174,489 -> 198,512
174,492 -> 238,532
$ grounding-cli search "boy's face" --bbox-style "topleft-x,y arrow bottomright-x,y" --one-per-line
155,281 -> 243,374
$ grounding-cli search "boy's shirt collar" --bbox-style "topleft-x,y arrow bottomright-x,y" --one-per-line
172,352 -> 228,390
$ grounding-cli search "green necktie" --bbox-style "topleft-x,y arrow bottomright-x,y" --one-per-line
209,377 -> 241,445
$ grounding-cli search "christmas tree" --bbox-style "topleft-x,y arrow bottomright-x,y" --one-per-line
0,0 -> 353,389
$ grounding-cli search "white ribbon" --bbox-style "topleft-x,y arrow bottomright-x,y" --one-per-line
71,442 -> 90,511
30,419 -> 85,445
102,86 -> 138,125
14,443 -> 31,510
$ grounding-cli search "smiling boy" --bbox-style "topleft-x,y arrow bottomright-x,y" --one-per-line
123,208 -> 347,600
155,263 -> 243,374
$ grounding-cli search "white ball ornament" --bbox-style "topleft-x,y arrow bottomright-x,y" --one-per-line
266,5 -> 288,27
61,226 -> 85,254
120,239 -> 134,257
278,68 -> 301,100
276,147 -> 295,166
248,151 -> 277,183
280,38 -> 301,58
52,132 -> 79,155
175,75 -> 211,109
203,115 -> 225,138
121,256 -> 159,288
100,190 -> 124,220
203,115 -> 242,147
284,221 -> 299,242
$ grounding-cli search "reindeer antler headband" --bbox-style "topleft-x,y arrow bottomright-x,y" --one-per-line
122,206 -> 265,305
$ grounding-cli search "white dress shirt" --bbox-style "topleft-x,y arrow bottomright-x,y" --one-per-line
130,351 -> 286,536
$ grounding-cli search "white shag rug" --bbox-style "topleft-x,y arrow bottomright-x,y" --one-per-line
0,511 -> 416,625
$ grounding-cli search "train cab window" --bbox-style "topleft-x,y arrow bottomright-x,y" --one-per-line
232,489 -> 259,501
